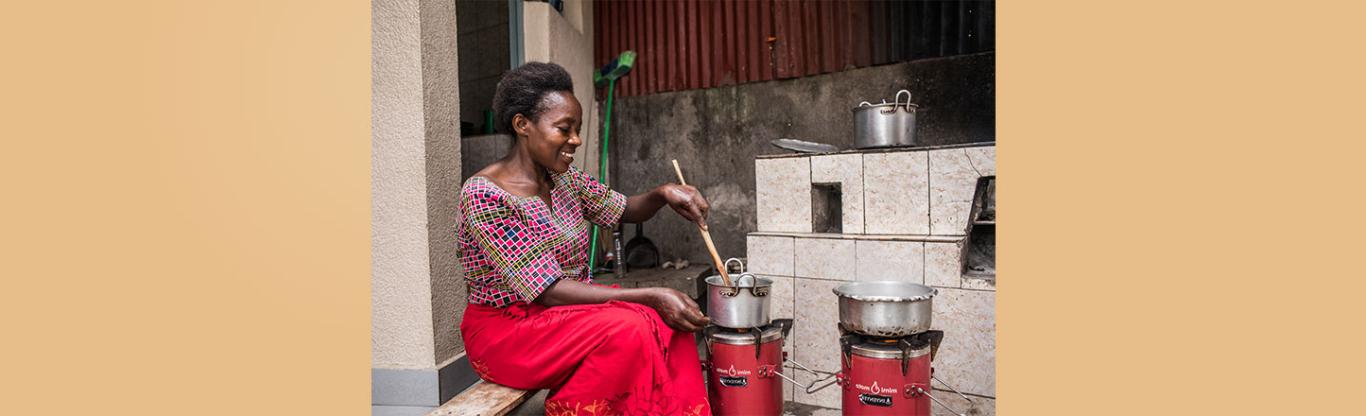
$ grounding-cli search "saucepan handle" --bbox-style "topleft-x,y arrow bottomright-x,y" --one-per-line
894,89 -> 912,108
724,257 -> 745,274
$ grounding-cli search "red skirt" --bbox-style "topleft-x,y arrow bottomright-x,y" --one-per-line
461,300 -> 711,416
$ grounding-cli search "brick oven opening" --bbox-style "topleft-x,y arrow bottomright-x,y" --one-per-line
811,182 -> 843,234
963,176 -> 996,278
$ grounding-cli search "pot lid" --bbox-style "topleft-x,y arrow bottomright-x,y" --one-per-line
833,281 -> 936,302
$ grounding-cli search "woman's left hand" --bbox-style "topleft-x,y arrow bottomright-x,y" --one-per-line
644,287 -> 710,332
659,183 -> 711,229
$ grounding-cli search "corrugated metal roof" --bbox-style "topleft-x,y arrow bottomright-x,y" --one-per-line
594,0 -> 995,97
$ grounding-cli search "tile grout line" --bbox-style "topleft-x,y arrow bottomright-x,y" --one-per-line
805,155 -> 813,233
921,241 -> 927,284
856,153 -> 865,234
964,147 -> 984,178
925,150 -> 933,236
749,231 -> 965,242
853,238 -> 861,281
760,273 -> 995,293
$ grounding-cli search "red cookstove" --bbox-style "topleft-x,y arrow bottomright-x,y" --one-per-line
702,319 -> 793,416
839,331 -> 935,415
833,330 -> 975,416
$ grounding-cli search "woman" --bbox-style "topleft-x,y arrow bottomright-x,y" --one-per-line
458,62 -> 713,415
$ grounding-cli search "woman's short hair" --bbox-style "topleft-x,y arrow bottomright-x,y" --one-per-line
492,62 -> 574,136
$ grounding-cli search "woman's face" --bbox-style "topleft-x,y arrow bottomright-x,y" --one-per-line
513,91 -> 582,174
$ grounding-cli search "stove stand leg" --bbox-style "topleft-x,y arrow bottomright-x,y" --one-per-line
779,360 -> 840,394
774,369 -> 802,386
801,373 -> 840,394
915,386 -> 968,416
932,373 -> 976,406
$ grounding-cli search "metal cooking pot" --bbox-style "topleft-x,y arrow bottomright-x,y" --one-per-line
705,259 -> 772,329
853,89 -> 919,149
832,281 -> 936,337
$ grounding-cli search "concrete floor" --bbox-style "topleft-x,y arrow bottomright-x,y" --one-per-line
506,390 -> 548,415
509,394 -> 837,416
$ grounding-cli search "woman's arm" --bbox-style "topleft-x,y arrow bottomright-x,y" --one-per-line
536,279 -> 711,332
619,183 -> 711,228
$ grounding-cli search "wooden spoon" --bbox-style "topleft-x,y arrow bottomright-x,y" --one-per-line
671,160 -> 733,287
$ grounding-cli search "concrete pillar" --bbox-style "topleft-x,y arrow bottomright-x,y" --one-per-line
372,0 -> 474,413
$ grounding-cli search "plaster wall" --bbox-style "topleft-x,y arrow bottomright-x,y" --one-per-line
373,0 -> 469,410
372,0 -> 436,370
422,0 -> 465,366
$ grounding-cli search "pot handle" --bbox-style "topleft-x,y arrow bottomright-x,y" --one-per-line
884,89 -> 917,114
736,272 -> 755,286
724,257 -> 745,274
894,89 -> 912,108
734,272 -> 771,296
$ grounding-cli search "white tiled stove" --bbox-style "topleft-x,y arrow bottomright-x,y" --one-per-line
749,144 -> 997,410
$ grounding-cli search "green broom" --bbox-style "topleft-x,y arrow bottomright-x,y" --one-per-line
588,51 -> 635,274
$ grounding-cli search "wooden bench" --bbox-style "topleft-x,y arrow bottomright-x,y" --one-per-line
426,381 -> 536,416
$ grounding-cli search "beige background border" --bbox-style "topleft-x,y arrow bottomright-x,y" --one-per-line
2,1 -> 371,414
3,0 -> 1365,415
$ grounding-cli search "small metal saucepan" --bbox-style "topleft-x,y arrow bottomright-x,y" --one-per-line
705,258 -> 772,329
832,281 -> 937,337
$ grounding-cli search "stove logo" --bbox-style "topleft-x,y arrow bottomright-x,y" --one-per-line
858,393 -> 894,407
714,365 -> 751,377
854,381 -> 898,395
719,376 -> 748,387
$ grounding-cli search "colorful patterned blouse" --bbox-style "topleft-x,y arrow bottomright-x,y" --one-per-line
458,166 -> 627,307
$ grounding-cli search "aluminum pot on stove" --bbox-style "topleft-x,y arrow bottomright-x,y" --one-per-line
832,281 -> 936,337
705,258 -> 772,329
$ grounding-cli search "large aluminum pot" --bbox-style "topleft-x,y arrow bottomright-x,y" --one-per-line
706,259 -> 772,328
832,281 -> 936,337
853,89 -> 919,149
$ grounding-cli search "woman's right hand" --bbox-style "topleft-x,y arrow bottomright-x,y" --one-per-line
646,288 -> 710,332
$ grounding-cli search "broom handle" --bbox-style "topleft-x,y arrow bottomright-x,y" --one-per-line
671,160 -> 732,287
